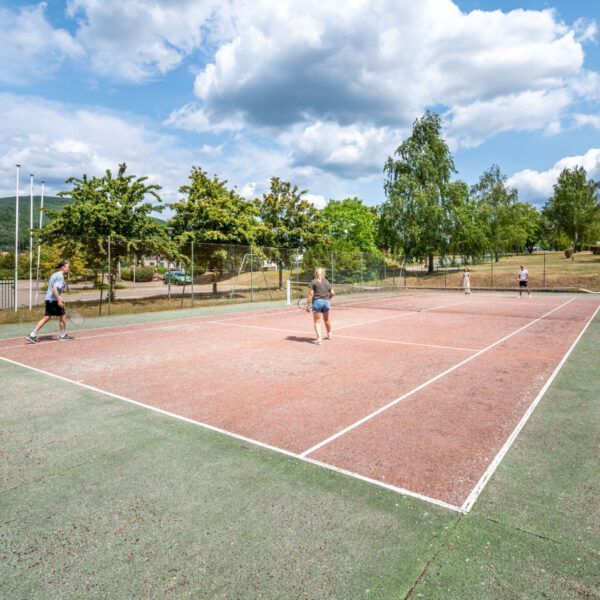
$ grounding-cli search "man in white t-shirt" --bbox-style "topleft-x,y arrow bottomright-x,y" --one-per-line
518,265 -> 531,297
26,261 -> 73,343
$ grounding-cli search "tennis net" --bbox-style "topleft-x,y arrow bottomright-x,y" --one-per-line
287,280 -> 446,311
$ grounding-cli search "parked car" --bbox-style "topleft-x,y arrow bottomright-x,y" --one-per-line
163,271 -> 192,285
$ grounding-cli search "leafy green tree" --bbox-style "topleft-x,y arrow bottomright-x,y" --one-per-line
255,177 -> 322,288
256,177 -> 320,248
42,163 -> 167,300
514,202 -> 542,253
170,167 -> 260,290
543,167 -> 600,259
319,197 -> 379,253
170,167 -> 259,246
471,165 -> 536,260
446,180 -> 490,260
380,112 -> 455,272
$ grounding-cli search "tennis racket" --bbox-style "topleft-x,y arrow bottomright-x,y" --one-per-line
66,307 -> 85,326
298,297 -> 311,311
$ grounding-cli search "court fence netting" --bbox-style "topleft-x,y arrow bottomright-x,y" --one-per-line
1,235 -> 598,321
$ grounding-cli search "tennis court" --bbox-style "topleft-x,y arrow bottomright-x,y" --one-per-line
1,289 -> 598,513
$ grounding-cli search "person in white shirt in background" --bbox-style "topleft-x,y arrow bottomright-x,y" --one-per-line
518,265 -> 531,297
461,267 -> 471,295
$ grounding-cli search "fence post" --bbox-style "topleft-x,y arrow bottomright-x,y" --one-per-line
543,250 -> 546,288
330,252 -> 334,283
490,253 -> 493,288
250,245 -> 254,302
286,279 -> 291,305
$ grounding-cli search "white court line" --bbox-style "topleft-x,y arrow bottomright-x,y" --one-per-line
0,304 -> 300,351
212,320 -> 478,352
0,353 -> 461,513
0,298 -> 473,353
461,303 -> 600,513
300,298 -> 575,458
334,298 -> 472,331
0,303 -> 297,346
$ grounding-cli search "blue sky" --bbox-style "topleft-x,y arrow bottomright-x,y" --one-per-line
0,0 -> 598,212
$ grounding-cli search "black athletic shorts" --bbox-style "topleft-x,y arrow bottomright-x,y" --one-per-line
519,280 -> 528,287
45,300 -> 65,317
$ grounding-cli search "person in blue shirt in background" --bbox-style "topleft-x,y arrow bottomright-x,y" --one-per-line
26,261 -> 73,343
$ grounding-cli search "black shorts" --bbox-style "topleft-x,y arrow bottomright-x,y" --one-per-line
519,280 -> 528,287
45,300 -> 65,317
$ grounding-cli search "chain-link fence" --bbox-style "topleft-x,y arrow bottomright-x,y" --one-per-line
400,251 -> 600,292
1,237 -> 599,323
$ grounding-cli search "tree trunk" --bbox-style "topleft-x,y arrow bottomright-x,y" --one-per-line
278,260 -> 283,291
427,254 -> 434,274
572,232 -> 577,262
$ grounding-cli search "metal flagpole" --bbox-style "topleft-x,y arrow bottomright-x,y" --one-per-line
35,181 -> 45,304
29,173 -> 34,310
14,165 -> 21,312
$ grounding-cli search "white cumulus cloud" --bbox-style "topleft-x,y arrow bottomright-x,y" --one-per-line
508,148 -> 600,204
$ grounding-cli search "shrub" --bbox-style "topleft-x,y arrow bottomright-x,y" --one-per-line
591,246 -> 600,256
564,248 -> 573,258
120,266 -> 155,282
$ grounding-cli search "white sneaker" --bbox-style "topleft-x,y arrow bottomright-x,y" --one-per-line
326,332 -> 332,339
313,338 -> 322,345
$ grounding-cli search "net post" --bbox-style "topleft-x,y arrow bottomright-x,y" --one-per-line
286,279 -> 291,305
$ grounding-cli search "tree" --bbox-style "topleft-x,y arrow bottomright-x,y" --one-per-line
170,167 -> 259,246
515,202 -> 542,254
256,177 -> 322,288
319,197 -> 379,253
256,177 -> 320,248
42,163 -> 167,300
170,167 -> 260,290
543,167 -> 600,260
470,165 -> 539,260
445,180 -> 490,260
380,112 -> 455,273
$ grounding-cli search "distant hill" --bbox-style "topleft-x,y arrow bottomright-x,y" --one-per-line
0,196 -> 68,251
0,196 -> 167,251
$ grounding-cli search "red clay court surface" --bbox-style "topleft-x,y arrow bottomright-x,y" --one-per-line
2,292 -> 599,512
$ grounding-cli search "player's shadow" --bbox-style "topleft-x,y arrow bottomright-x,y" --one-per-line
286,335 -> 317,344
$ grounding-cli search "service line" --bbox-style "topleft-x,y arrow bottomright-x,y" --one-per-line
300,298 -> 575,458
